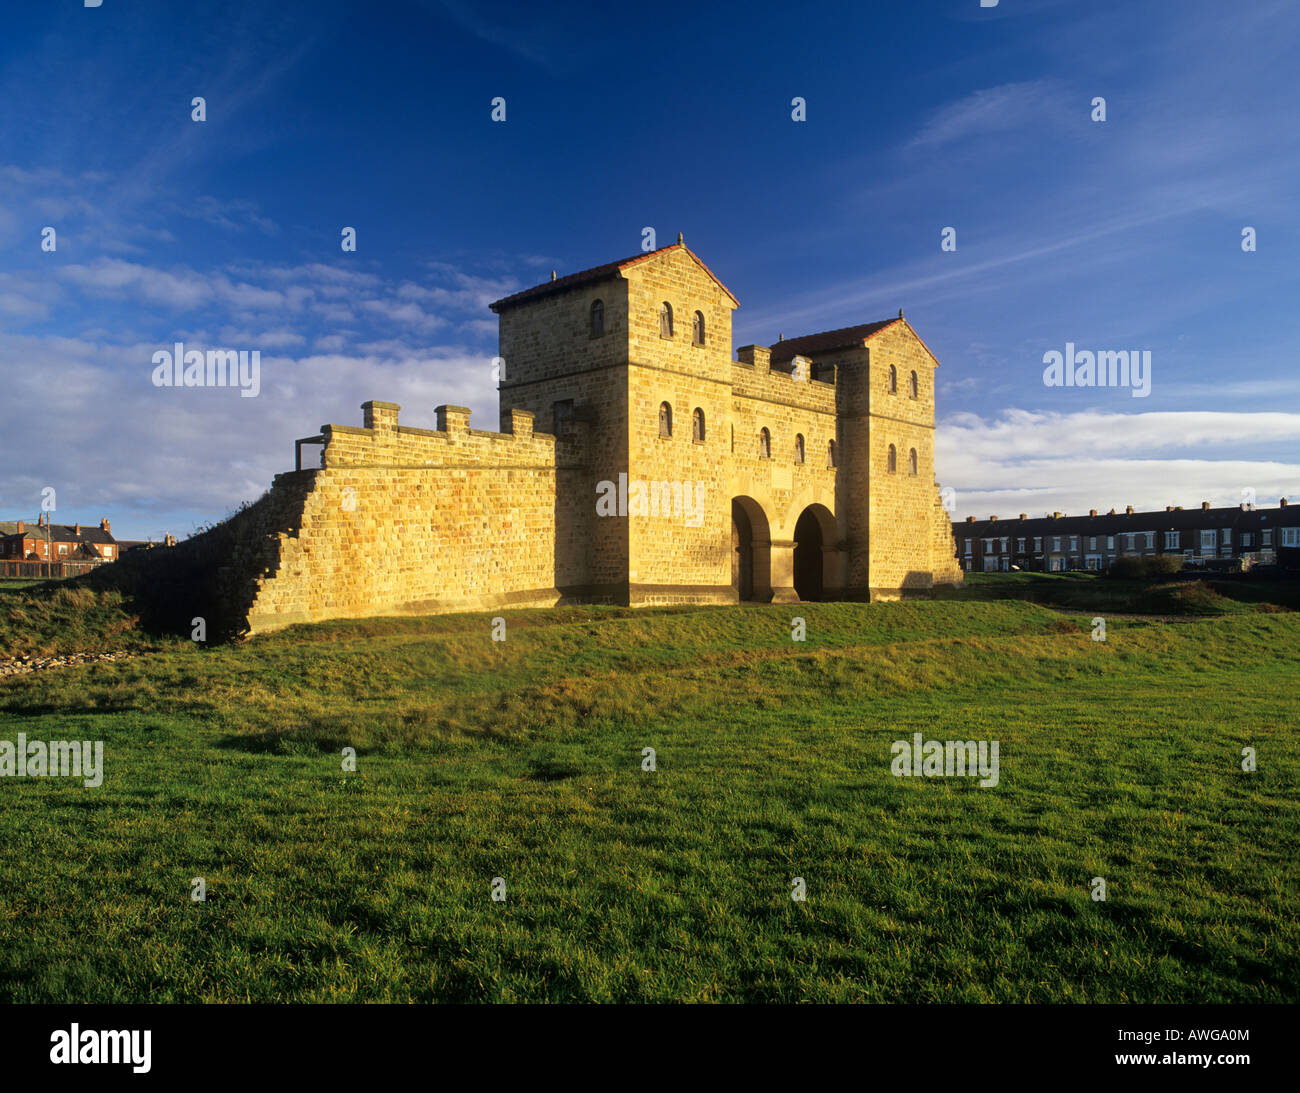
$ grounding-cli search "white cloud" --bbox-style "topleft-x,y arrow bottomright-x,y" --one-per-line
908,81 -> 1068,150
937,409 -> 1300,518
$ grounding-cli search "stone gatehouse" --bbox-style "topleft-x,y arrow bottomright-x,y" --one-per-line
218,240 -> 961,635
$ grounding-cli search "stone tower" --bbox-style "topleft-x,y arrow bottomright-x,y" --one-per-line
490,240 -> 961,606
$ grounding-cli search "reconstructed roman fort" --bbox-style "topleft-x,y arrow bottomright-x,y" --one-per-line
123,240 -> 962,637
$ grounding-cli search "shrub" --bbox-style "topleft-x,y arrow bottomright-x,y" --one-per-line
1108,554 -> 1183,579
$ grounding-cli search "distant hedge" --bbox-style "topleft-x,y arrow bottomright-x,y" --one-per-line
1108,553 -> 1184,579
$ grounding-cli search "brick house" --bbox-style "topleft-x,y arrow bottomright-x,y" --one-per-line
957,500 -> 1300,573
0,516 -> 120,564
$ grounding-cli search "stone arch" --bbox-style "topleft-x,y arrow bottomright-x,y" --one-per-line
731,495 -> 772,602
793,502 -> 838,601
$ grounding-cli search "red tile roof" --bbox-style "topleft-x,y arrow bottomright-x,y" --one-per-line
769,319 -> 901,361
769,317 -> 941,368
489,242 -> 739,312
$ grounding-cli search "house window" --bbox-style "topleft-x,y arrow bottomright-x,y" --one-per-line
1052,537 -> 1062,552
660,302 -> 673,338
1241,532 -> 1252,548
553,399 -> 574,433
590,299 -> 604,337
888,444 -> 897,473
1222,528 -> 1232,548
1145,533 -> 1155,550
909,371 -> 919,399
827,440 -> 837,468
1000,537 -> 1008,553
692,408 -> 705,443
984,539 -> 994,552
908,448 -> 918,475
1016,538 -> 1025,552
103,546 -> 113,558
1262,529 -> 1273,546
1282,528 -> 1300,548
794,434 -> 805,464
1069,536 -> 1079,551
1107,536 -> 1115,550
888,365 -> 897,393
1085,555 -> 1102,571
1033,537 -> 1042,551
1164,531 -> 1179,549
759,428 -> 771,459
58,544 -> 68,555
964,539 -> 972,555
1088,536 -> 1097,550
659,401 -> 672,437
1200,529 -> 1216,552
692,310 -> 705,346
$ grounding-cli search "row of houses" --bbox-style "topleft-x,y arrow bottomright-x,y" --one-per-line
958,500 -> 1300,573
0,516 -> 175,573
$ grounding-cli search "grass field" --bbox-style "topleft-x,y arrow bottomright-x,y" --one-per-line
1,587 -> 1297,1003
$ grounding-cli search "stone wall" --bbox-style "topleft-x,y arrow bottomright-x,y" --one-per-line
242,401 -> 572,633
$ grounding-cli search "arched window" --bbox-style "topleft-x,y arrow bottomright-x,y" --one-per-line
659,401 -> 672,437
909,448 -> 918,475
660,302 -> 673,338
889,365 -> 897,393
692,407 -> 705,443
827,440 -> 837,468
794,434 -> 805,464
590,299 -> 604,337
759,427 -> 771,459
692,310 -> 705,346
888,444 -> 897,473
909,370 -> 919,399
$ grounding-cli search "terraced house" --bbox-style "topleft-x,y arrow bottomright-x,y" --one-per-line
959,500 -> 1300,573
0,516 -> 118,566
146,240 -> 963,636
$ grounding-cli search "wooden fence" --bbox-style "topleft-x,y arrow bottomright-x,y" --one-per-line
0,560 -> 104,580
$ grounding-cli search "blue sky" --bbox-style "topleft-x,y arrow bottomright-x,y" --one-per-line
2,0 -> 1298,539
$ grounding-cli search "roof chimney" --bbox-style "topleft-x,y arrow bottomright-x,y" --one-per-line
74,523 -> 81,536
100,517 -> 110,533
1019,513 -> 1027,520
1201,501 -> 1210,510
778,333 -> 784,341
1125,505 -> 1134,514
677,232 -> 684,245
550,270 -> 556,281
15,520 -> 22,534
966,516 -> 975,523
1108,508 -> 1116,515
1166,506 -> 1173,512
989,515 -> 998,522
898,308 -> 904,319
1282,498 -> 1289,507
1052,512 -> 1062,519
1089,509 -> 1097,517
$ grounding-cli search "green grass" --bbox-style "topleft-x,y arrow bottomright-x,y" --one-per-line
1,599 -> 1296,1002
0,580 -> 174,659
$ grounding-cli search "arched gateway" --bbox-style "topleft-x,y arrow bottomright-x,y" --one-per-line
731,496 -> 772,602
